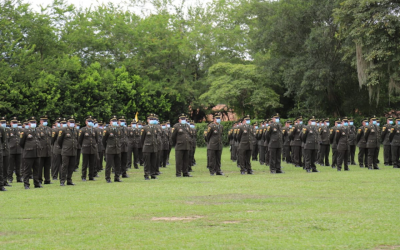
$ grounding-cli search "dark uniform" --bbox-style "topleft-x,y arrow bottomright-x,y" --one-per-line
102,116 -> 122,182
75,121 -> 82,171
263,121 -> 270,166
207,114 -> 224,175
252,123 -> 258,161
389,119 -> 400,168
236,116 -> 254,174
160,122 -> 170,168
141,114 -> 159,179
8,117 -> 22,183
348,118 -> 357,165
37,115 -> 53,184
19,117 -> 42,189
127,120 -> 140,169
356,119 -> 369,168
289,117 -> 303,167
190,121 -> 197,168
118,116 -> 129,178
282,121 -> 292,163
364,117 -> 380,170
51,118 -> 64,180
58,117 -> 79,185
301,119 -> 319,172
335,119 -> 350,171
329,120 -> 340,168
318,119 -> 331,166
265,115 -> 283,173
0,126 -> 6,191
78,116 -> 98,181
1,117 -> 11,187
171,114 -> 192,177
256,122 -> 266,164
381,117 -> 394,166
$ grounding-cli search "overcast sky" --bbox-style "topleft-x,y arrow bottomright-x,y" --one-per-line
28,0 -> 213,15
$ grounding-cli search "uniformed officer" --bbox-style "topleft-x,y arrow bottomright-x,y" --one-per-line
58,116 -> 79,186
20,116 -> 42,189
289,116 -> 303,167
207,113 -> 224,176
166,120 -> 172,166
364,116 -> 380,170
0,123 -> 6,191
51,118 -> 64,180
127,119 -> 139,169
251,122 -> 259,161
263,119 -> 270,166
348,118 -> 357,165
335,117 -> 350,171
141,114 -> 159,180
189,120 -> 197,168
228,123 -> 237,162
160,121 -> 170,168
356,118 -> 369,168
318,118 -> 331,166
8,117 -> 22,183
389,118 -> 400,168
282,120 -> 292,164
381,116 -> 394,166
256,121 -> 265,164
118,116 -> 129,178
79,116 -> 98,181
329,118 -> 340,168
171,114 -> 192,177
265,114 -> 284,174
154,115 -> 162,175
37,115 -> 53,184
75,121 -> 81,172
301,117 -> 319,173
236,115 -> 254,175
102,116 -> 122,183
1,116 -> 11,187
96,120 -> 104,174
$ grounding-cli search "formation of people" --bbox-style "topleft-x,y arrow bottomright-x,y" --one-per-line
0,112 -> 397,191
228,114 -> 398,174
0,114 -> 198,190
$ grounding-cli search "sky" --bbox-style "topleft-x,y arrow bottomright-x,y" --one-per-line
27,0 -> 213,15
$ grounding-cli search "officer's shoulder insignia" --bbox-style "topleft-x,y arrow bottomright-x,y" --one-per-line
383,127 -> 386,131
20,132 -> 24,138
208,127 -> 211,132
336,130 -> 340,133
267,127 -> 270,131
391,128 -> 395,131
172,128 -> 174,132
79,131 -> 82,136
358,129 -> 361,133
52,131 -> 55,137
365,128 -> 368,132
58,130 -> 62,136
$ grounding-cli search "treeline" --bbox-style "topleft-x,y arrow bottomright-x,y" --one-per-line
0,0 -> 399,124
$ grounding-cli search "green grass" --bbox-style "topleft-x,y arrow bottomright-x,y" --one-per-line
1,147 -> 400,250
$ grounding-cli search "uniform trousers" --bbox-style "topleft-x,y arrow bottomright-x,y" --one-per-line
61,155 -> 76,183
24,157 -> 40,187
105,154 -> 121,181
208,149 -> 222,174
175,150 -> 189,176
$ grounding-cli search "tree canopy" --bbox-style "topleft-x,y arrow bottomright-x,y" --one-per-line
0,0 -> 399,123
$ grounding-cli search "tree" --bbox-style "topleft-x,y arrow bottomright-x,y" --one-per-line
334,0 -> 400,103
200,62 -> 281,117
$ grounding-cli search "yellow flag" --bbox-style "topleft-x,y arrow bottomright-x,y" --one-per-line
135,112 -> 138,122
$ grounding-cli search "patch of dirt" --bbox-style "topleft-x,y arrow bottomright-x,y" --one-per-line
151,216 -> 204,221
375,245 -> 400,250
222,221 -> 240,224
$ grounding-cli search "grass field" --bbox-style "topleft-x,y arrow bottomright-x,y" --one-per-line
1,147 -> 400,250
